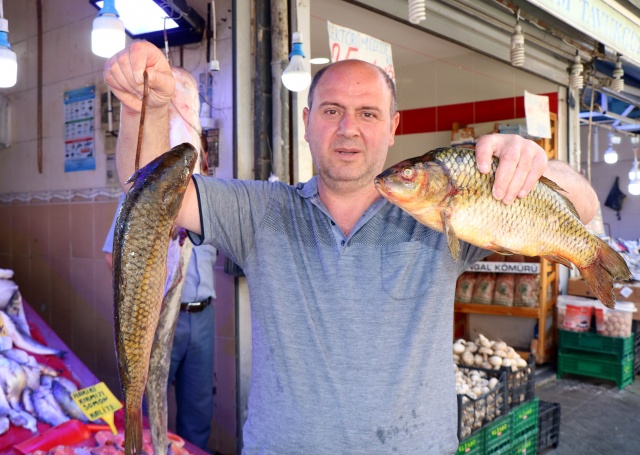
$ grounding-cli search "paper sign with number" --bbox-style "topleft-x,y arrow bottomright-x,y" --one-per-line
524,90 -> 551,139
71,382 -> 122,434
327,21 -> 395,83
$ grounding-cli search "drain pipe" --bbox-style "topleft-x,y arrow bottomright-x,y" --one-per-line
271,0 -> 290,183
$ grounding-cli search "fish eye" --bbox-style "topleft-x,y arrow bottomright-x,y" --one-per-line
402,167 -> 414,179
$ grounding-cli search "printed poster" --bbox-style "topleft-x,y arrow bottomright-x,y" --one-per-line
64,86 -> 96,172
524,91 -> 551,139
327,21 -> 395,83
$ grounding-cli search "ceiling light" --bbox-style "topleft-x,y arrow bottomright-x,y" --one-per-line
611,55 -> 624,93
281,32 -> 311,92
0,0 -> 17,88
629,145 -> 640,194
91,0 -> 125,58
510,12 -> 525,67
408,0 -> 426,24
309,57 -> 329,65
604,134 -> 618,164
570,51 -> 584,90
90,0 -> 205,48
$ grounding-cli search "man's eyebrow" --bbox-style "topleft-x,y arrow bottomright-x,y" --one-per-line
317,102 -> 382,112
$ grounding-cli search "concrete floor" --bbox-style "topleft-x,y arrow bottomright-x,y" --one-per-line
536,369 -> 640,454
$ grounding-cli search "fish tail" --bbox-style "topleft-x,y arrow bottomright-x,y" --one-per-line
125,406 -> 143,455
578,237 -> 632,309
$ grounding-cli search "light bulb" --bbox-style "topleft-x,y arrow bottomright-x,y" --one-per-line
281,32 -> 311,92
604,146 -> 618,164
630,160 -> 639,180
570,52 -> 583,90
0,19 -> 17,88
629,181 -> 640,195
611,57 -> 624,93
408,0 -> 426,24
91,0 -> 125,59
511,23 -> 525,67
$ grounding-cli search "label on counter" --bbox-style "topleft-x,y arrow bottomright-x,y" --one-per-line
72,382 -> 122,434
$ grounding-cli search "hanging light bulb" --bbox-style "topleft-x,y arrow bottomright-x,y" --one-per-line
570,51 -> 584,90
510,12 -> 525,67
0,0 -> 17,88
604,133 -> 619,164
91,0 -> 125,59
630,138 -> 640,180
408,0 -> 426,24
611,55 -> 624,93
281,32 -> 311,93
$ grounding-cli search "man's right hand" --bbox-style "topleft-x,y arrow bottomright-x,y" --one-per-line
103,41 -> 175,115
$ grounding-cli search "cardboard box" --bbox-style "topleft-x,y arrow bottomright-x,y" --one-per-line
567,278 -> 640,319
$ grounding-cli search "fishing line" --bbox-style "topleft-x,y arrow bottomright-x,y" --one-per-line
135,71 -> 150,171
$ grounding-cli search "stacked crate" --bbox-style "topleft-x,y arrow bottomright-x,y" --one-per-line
557,330 -> 635,389
633,321 -> 640,378
537,401 -> 561,453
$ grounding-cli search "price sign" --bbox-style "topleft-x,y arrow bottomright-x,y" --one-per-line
524,90 -> 551,139
327,21 -> 395,83
71,382 -> 122,434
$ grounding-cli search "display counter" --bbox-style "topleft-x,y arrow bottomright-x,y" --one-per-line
0,301 -> 209,455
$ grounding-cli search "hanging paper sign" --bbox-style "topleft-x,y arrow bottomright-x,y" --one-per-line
524,91 -> 551,139
327,21 -> 395,83
64,86 -> 96,172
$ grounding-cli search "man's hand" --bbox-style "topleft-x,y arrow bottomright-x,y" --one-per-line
475,134 -> 548,204
103,41 -> 175,115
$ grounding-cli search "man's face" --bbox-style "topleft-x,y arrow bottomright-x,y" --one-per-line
303,62 -> 400,192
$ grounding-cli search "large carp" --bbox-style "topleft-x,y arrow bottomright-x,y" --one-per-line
374,147 -> 632,308
146,67 -> 202,455
113,143 -> 197,455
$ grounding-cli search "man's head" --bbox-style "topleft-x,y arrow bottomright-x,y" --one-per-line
308,61 -> 398,116
302,60 -> 400,194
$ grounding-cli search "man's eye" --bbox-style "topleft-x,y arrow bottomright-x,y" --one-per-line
325,109 -> 337,115
363,112 -> 376,119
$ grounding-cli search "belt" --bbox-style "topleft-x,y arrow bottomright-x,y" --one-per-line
180,296 -> 212,313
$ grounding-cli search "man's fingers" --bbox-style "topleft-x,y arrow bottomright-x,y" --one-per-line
501,151 -> 534,203
491,148 -> 519,201
518,151 -> 548,198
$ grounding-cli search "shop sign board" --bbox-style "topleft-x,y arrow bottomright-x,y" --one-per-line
327,21 -> 395,83
528,0 -> 640,68
468,261 -> 540,274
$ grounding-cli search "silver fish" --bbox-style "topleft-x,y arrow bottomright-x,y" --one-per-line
0,356 -> 26,409
0,311 -> 64,356
52,379 -> 88,423
31,387 -> 69,426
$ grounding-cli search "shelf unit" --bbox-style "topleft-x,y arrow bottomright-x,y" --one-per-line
454,258 -> 559,364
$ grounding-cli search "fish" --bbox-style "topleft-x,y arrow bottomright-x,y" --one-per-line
1,349 -> 41,389
113,143 -> 198,455
147,66 -> 201,455
374,147 -> 633,308
0,311 -> 64,356
31,386 -> 69,426
51,378 -> 89,422
0,355 -> 27,409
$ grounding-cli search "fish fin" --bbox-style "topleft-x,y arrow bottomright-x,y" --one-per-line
538,176 -> 581,219
441,209 -> 460,261
125,406 -> 143,455
125,167 -> 146,185
543,254 -> 574,269
577,237 -> 633,309
488,245 -> 517,255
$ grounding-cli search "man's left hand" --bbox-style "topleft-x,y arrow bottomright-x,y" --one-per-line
475,134 -> 548,204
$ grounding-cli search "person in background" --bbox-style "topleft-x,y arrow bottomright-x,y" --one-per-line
104,41 -> 599,454
103,195 -> 217,452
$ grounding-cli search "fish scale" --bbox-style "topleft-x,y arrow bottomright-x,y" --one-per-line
113,143 -> 197,455
375,147 -> 632,309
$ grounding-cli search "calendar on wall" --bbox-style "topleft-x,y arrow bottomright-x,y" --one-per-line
64,86 -> 96,172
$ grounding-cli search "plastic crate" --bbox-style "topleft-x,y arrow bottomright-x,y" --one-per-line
457,429 -> 485,455
485,414 -> 512,454
558,329 -> 634,359
512,431 -> 538,455
557,350 -> 634,389
511,398 -> 539,439
504,356 -> 535,410
457,367 -> 508,440
537,401 -> 560,452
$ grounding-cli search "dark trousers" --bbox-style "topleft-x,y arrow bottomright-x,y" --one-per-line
168,301 -> 215,450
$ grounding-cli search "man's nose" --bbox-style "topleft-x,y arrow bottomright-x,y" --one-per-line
338,113 -> 358,137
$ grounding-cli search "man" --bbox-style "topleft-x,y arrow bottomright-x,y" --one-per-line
104,41 -> 597,454
103,196 -> 217,451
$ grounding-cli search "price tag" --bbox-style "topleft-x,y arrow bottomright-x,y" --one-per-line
71,382 -> 122,434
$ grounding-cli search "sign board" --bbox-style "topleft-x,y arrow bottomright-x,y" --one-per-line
524,91 -> 551,139
327,21 -> 395,82
72,382 -> 122,434
468,261 -> 540,274
528,0 -> 640,68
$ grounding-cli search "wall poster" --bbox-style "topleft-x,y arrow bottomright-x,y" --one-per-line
64,86 -> 96,172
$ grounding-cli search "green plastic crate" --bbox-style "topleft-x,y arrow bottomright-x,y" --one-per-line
512,432 -> 538,455
557,350 -> 634,389
485,414 -> 512,454
559,330 -> 634,359
511,398 -> 539,440
457,429 -> 485,455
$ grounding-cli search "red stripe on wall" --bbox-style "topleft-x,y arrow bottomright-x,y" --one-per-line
396,92 -> 558,136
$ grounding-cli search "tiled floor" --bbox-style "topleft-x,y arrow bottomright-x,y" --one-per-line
536,369 -> 640,454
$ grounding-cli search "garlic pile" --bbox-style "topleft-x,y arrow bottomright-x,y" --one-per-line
454,365 -> 504,439
453,334 -> 528,371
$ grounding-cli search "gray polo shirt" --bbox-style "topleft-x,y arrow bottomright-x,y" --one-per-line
190,175 -> 488,455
